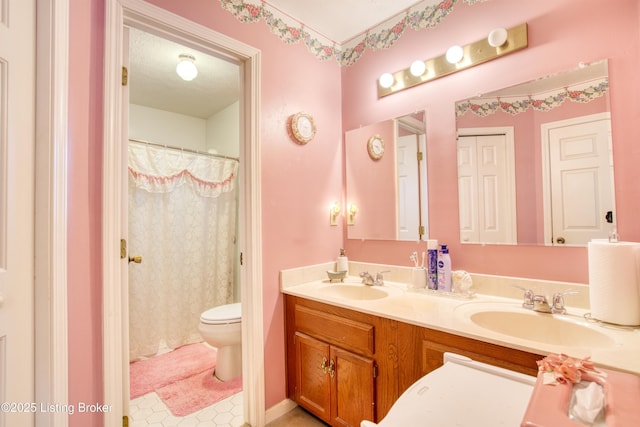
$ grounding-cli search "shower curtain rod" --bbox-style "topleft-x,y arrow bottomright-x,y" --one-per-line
128,138 -> 239,162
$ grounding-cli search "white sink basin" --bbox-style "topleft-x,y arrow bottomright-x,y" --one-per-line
321,284 -> 390,301
459,304 -> 616,348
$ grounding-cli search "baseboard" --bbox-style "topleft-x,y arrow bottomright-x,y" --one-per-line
265,398 -> 298,424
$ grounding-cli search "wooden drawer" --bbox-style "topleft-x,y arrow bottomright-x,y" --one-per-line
295,304 -> 375,357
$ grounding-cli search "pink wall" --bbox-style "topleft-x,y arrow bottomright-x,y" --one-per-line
67,0 -> 343,424
342,0 -> 640,284
68,1 -> 104,426
65,0 -> 640,425
345,120 -> 396,240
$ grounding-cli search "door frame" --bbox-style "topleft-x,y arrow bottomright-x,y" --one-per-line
34,0 -> 70,425
541,112 -> 611,246
103,1 -> 264,426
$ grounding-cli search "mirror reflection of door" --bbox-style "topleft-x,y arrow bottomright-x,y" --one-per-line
457,128 -> 517,244
542,113 -> 614,246
396,113 -> 427,241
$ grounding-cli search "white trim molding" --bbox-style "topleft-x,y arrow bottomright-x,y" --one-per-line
35,0 -> 69,426
103,1 -> 264,425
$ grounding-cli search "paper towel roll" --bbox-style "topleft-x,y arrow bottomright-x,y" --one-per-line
588,239 -> 640,326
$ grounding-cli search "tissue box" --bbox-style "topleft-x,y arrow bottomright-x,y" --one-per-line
521,366 -> 640,427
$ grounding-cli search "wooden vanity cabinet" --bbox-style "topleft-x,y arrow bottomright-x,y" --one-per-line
285,295 -> 399,427
396,322 -> 542,392
285,294 -> 543,425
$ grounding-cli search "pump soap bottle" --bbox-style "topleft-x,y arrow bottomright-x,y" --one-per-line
427,240 -> 438,290
336,248 -> 349,274
437,244 -> 452,292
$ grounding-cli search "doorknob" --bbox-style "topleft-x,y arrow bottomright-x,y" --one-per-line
556,237 -> 566,244
128,255 -> 142,264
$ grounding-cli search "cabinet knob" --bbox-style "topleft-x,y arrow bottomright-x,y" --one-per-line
328,359 -> 335,379
320,357 -> 329,374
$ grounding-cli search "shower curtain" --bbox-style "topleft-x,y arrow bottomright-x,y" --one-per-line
127,142 -> 238,361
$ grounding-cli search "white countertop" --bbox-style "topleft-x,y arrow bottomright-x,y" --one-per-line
281,263 -> 640,375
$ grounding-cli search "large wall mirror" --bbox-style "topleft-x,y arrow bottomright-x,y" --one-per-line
345,111 -> 428,241
455,59 -> 615,246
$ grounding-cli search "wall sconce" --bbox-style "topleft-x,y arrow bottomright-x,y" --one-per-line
347,203 -> 358,226
176,54 -> 198,81
377,23 -> 528,97
329,201 -> 341,226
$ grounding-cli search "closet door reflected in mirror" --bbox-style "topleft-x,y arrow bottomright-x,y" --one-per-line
455,60 -> 615,246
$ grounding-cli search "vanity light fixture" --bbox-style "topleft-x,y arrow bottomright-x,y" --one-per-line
330,201 -> 341,226
410,60 -> 426,77
379,72 -> 395,89
377,23 -> 528,98
176,54 -> 198,81
347,203 -> 358,226
487,28 -> 508,47
445,45 -> 464,64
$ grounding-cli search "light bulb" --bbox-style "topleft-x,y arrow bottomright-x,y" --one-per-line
379,72 -> 394,89
410,60 -> 426,77
176,54 -> 198,81
446,45 -> 464,64
488,28 -> 508,47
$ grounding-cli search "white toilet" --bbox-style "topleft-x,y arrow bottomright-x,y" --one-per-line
198,302 -> 242,381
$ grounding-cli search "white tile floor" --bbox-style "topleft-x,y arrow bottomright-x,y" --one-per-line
130,390 -> 244,427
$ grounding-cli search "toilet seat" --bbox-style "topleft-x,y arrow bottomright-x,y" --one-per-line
200,303 -> 241,325
362,353 -> 535,427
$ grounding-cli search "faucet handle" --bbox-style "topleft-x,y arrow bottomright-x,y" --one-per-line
551,290 -> 578,314
511,285 -> 534,309
374,270 -> 390,285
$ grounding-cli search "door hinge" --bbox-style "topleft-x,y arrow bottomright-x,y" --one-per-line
373,364 -> 378,378
120,239 -> 127,259
123,415 -> 129,427
122,66 -> 128,86
240,252 -> 244,266
419,225 -> 425,236
417,151 -> 423,161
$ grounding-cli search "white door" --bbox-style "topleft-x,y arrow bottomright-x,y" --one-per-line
457,131 -> 516,244
396,134 -> 420,240
545,115 -> 613,245
0,1 -> 36,426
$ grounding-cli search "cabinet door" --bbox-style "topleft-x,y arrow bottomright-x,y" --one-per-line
331,346 -> 376,427
295,332 -> 331,422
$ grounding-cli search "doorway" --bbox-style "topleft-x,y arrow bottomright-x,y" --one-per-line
125,25 -> 243,423
103,1 -> 264,426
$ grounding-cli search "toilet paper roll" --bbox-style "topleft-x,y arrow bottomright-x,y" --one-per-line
588,239 -> 640,326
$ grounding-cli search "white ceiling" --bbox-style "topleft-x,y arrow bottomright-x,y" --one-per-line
268,0 -> 426,43
128,1 -> 429,119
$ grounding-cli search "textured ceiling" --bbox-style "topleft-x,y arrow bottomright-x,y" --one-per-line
128,27 -> 240,120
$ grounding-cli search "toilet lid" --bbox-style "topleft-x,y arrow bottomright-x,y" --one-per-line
200,303 -> 241,325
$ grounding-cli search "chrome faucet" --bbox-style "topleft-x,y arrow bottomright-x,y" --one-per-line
360,271 -> 388,286
512,285 -> 576,314
532,294 -> 552,313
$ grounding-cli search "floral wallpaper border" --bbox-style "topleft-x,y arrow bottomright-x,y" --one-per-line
219,0 -> 489,66
455,79 -> 609,117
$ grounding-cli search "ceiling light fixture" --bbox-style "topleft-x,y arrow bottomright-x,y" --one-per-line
176,54 -> 198,81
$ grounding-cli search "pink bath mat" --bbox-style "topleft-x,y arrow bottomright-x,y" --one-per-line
156,371 -> 242,417
129,343 -> 216,399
